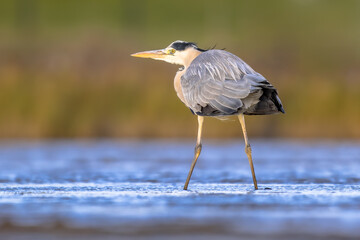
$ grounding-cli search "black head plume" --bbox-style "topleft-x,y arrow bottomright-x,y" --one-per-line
169,40 -> 207,52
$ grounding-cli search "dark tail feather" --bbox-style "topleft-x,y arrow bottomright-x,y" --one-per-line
272,91 -> 285,113
244,89 -> 285,115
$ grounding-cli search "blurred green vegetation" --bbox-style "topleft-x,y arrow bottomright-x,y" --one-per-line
0,0 -> 359,139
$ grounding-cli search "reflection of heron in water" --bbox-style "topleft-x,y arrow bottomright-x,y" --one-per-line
132,40 -> 285,190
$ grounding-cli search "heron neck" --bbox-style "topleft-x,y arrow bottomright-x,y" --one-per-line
182,49 -> 202,68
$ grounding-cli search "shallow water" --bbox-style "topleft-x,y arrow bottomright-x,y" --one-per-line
0,140 -> 359,239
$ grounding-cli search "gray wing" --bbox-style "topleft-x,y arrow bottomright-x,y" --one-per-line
181,50 -> 273,116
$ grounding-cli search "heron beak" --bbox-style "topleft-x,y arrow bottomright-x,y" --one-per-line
131,49 -> 167,59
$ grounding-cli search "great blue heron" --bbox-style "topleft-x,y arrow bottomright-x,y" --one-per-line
131,40 -> 284,190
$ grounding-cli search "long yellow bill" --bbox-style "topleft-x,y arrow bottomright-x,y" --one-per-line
131,49 -> 166,59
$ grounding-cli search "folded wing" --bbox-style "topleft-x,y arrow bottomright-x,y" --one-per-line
181,50 -> 284,116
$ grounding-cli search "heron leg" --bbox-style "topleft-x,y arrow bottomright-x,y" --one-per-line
184,116 -> 204,190
238,114 -> 258,190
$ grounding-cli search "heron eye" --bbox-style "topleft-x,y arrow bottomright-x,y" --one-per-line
168,49 -> 176,55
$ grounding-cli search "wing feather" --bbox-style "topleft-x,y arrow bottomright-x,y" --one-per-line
209,100 -> 235,115
214,95 -> 242,110
181,50 -> 257,115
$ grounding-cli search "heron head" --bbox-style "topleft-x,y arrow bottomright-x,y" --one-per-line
131,40 -> 205,66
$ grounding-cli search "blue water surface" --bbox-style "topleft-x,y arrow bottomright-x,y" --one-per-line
0,139 -> 359,239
